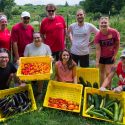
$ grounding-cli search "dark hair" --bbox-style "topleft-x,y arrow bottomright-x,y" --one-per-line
0,48 -> 10,57
45,4 -> 57,11
59,49 -> 76,70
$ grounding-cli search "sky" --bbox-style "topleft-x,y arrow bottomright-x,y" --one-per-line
15,0 -> 82,5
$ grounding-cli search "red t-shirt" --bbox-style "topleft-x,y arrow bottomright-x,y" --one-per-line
94,28 -> 120,58
40,15 -> 66,52
116,61 -> 125,86
11,23 -> 34,57
0,28 -> 11,50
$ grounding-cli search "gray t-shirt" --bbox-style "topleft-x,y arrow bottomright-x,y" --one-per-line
24,42 -> 52,57
69,22 -> 99,55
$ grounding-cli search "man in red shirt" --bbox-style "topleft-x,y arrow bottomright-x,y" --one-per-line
40,4 -> 67,60
0,15 -> 11,51
100,49 -> 125,92
11,11 -> 34,64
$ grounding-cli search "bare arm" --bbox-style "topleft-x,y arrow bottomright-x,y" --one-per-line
67,26 -> 73,42
95,44 -> 101,68
13,42 -> 19,62
112,40 -> 120,61
73,66 -> 77,83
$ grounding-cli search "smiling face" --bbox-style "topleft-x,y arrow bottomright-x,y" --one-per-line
0,52 -> 9,68
46,5 -> 56,20
61,51 -> 70,63
99,17 -> 109,31
33,33 -> 42,47
76,10 -> 85,24
21,16 -> 30,25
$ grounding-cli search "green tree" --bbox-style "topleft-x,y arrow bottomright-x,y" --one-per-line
0,0 -> 16,18
82,0 -> 125,14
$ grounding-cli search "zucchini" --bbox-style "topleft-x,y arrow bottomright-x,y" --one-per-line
87,94 -> 92,107
93,94 -> 100,109
100,107 -> 114,119
86,81 -> 92,87
87,110 -> 106,119
79,77 -> 86,87
93,82 -> 99,88
105,99 -> 116,109
100,98 -> 104,108
118,107 -> 123,122
114,102 -> 119,122
85,105 -> 94,114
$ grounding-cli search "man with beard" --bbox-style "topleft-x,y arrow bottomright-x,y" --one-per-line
67,9 -> 99,67
11,11 -> 34,66
40,4 -> 66,61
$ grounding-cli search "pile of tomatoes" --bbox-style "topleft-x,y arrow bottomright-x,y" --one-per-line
21,62 -> 50,75
48,97 -> 79,111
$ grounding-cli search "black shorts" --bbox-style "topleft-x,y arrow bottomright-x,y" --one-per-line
99,57 -> 114,64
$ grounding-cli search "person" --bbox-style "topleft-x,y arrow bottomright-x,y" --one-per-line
67,9 -> 99,67
24,32 -> 52,100
0,15 -> 11,51
55,49 -> 77,83
100,49 -> 125,92
94,16 -> 120,86
40,4 -> 67,61
11,11 -> 34,65
0,48 -> 24,90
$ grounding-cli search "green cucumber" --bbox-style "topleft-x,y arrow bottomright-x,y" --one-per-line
87,110 -> 106,119
93,82 -> 99,88
79,77 -> 86,87
114,102 -> 119,122
118,107 -> 123,122
93,94 -> 99,109
85,105 -> 94,114
100,107 -> 114,119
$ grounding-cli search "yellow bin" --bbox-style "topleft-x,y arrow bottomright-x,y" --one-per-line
43,80 -> 83,113
83,87 -> 125,124
17,56 -> 53,81
77,67 -> 100,88
0,84 -> 37,122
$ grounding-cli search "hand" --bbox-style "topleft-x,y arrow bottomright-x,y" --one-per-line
113,86 -> 123,92
112,55 -> 116,62
100,87 -> 106,91
19,83 -> 26,87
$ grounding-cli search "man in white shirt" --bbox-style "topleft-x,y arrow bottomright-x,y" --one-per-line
68,9 -> 99,67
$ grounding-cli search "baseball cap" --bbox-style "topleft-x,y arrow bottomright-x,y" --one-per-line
0,16 -> 8,24
21,11 -> 30,18
120,49 -> 125,58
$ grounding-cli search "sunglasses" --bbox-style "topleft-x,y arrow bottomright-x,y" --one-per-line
23,17 -> 30,20
47,10 -> 55,13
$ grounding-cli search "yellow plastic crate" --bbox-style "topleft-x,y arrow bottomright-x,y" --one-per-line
17,56 -> 52,81
0,84 -> 37,122
43,80 -> 83,113
82,87 -> 125,124
77,67 -> 100,88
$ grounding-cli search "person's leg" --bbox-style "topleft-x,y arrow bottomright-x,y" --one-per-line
36,80 -> 43,100
71,53 -> 79,66
79,54 -> 89,67
99,64 -> 106,85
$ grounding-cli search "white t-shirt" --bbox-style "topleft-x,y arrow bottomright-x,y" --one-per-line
69,22 -> 99,55
24,42 -> 52,57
